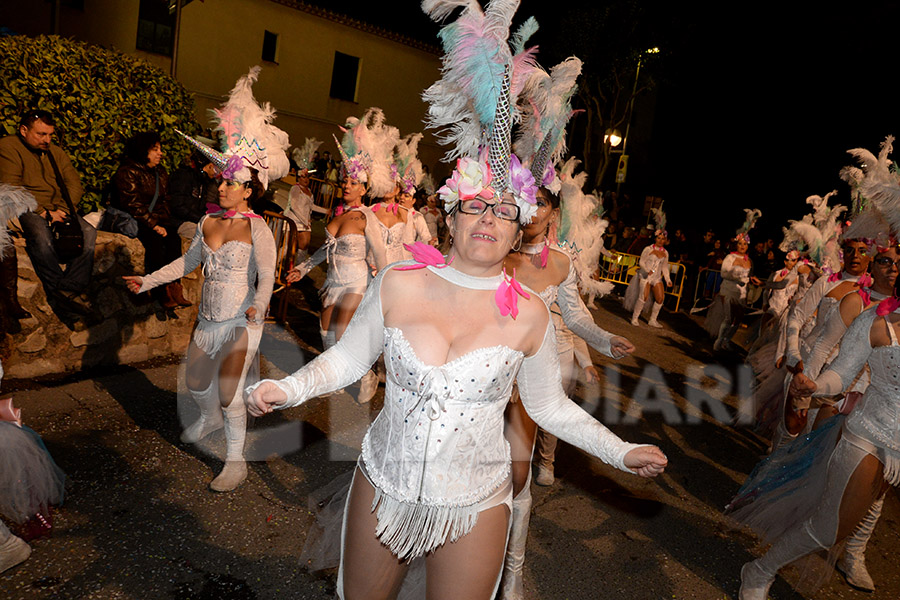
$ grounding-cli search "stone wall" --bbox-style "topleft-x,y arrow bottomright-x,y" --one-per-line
4,232 -> 201,379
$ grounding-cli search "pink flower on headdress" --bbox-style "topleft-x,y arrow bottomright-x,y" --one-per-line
221,154 -> 246,180
508,154 -> 538,224
495,268 -> 530,319
395,242 -> 454,270
438,157 -> 495,213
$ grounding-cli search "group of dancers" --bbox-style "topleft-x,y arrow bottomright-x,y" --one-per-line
3,0 -> 899,598
725,138 -> 900,598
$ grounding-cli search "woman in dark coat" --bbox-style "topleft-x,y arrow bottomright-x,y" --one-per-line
112,131 -> 190,309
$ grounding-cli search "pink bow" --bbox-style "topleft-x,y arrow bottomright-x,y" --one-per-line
373,202 -> 399,215
876,295 -> 900,316
858,288 -> 872,306
333,204 -> 347,217
205,203 -> 262,219
828,272 -> 843,282
857,273 -> 873,288
496,268 -> 530,320
395,242 -> 453,270
540,243 -> 549,269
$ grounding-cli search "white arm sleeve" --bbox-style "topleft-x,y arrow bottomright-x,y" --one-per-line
813,309 -> 875,396
517,322 -> 647,473
250,219 -> 277,320
294,234 -> 333,279
638,246 -> 653,276
785,277 -> 828,367
245,268 -> 387,407
719,254 -> 740,282
573,336 -> 592,369
138,216 -> 204,293
556,261 -> 615,357
414,212 -> 433,243
363,208 -> 389,271
661,251 -> 671,286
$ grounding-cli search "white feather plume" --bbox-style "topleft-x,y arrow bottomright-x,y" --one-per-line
0,185 -> 37,259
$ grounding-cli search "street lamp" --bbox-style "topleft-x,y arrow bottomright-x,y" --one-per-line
604,129 -> 623,149
616,47 -> 659,195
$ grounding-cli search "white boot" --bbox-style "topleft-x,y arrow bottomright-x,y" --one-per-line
739,522 -> 825,600
499,486 -> 532,600
647,302 -> 663,328
321,329 -> 344,395
630,295 -> 645,326
180,381 -> 223,444
837,497 -> 883,592
0,522 -> 30,574
713,319 -> 731,351
210,400 -> 247,492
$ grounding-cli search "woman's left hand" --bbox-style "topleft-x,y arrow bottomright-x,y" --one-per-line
610,336 -> 635,358
584,365 -> 600,383
624,446 -> 668,478
245,306 -> 258,324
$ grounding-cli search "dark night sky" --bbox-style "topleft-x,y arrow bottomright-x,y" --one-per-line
308,0 -> 900,237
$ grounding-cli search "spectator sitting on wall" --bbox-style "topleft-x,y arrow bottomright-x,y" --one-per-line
168,149 -> 219,239
111,131 -> 190,310
0,109 -> 96,317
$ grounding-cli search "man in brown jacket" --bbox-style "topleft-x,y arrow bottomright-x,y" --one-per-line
0,110 -> 95,316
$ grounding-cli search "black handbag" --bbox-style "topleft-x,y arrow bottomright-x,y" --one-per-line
47,213 -> 84,262
100,206 -> 139,238
46,151 -> 85,262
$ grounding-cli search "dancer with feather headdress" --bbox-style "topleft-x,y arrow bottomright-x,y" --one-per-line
286,137 -> 322,258
245,2 -> 666,598
127,66 -> 283,492
624,205 -> 672,328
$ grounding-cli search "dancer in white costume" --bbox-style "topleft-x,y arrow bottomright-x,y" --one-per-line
625,208 -> 671,328
249,1 -> 666,595
127,68 -> 282,492
734,281 -> 900,600
286,137 -> 323,258
705,209 -> 763,350
287,109 -> 390,403
246,161 -> 665,600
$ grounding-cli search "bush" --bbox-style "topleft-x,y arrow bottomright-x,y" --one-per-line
0,34 -> 200,212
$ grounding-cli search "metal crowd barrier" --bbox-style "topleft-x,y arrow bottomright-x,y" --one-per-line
597,252 -> 687,312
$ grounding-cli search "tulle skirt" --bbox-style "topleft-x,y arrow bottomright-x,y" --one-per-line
0,423 -> 66,523
725,416 -> 843,543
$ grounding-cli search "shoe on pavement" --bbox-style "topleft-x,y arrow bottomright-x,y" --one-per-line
535,463 -> 554,486
0,534 -> 31,574
209,460 -> 247,492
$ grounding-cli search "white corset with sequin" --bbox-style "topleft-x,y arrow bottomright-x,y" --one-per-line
200,240 -> 256,322
848,342 -> 900,456
327,232 -> 369,285
379,221 -> 408,265
362,327 -> 523,507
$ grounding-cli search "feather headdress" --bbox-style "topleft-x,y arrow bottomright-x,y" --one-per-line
393,133 -> 425,195
291,138 -> 323,174
779,194 -> 844,272
423,0 -> 539,224
514,56 -> 582,193
735,208 -> 762,243
333,107 -> 399,198
556,158 -> 614,303
651,206 -> 667,238
0,185 -> 37,259
842,136 -> 900,247
177,66 -> 290,190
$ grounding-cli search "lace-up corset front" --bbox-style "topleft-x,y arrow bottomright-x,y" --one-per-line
380,222 -> 408,265
361,327 -> 524,507
200,240 -> 255,321
328,232 -> 369,285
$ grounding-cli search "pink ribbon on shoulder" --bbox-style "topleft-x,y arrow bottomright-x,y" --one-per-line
540,243 -> 549,269
828,272 -> 843,282
858,288 -> 872,306
876,295 -> 900,316
373,202 -> 399,215
395,242 -> 453,271
857,273 -> 873,288
205,203 -> 262,219
496,268 -> 530,320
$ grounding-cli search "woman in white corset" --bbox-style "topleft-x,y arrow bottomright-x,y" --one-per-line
125,171 -> 276,492
246,154 -> 666,600
732,267 -> 900,599
705,234 -> 761,350
500,185 -> 634,598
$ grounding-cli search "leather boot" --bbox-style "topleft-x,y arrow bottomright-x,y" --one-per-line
0,522 -> 30,574
739,521 -> 825,600
210,399 -> 247,492
180,381 -> 223,444
837,497 -> 883,592
168,281 -> 192,307
0,253 -> 30,320
630,295 -> 645,326
499,486 -> 532,600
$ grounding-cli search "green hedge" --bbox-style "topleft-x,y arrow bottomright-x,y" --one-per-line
0,35 -> 200,212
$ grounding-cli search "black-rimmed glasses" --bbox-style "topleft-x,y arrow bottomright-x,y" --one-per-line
457,198 -> 519,222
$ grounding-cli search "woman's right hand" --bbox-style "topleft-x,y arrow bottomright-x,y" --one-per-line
245,381 -> 288,416
790,372 -> 817,396
285,267 -> 303,284
624,445 -> 668,478
153,225 -> 167,237
122,276 -> 143,294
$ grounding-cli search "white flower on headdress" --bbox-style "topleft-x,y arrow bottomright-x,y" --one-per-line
438,157 -> 495,213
